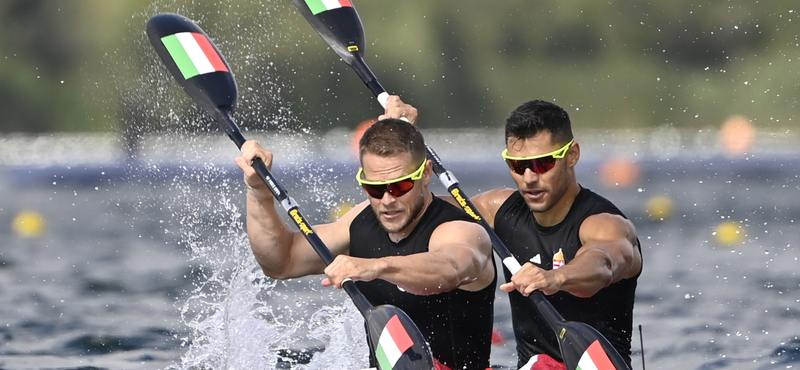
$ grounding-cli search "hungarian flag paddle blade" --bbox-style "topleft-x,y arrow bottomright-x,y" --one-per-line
291,0 -> 364,65
146,13 -> 237,117
558,321 -> 628,370
365,306 -> 435,370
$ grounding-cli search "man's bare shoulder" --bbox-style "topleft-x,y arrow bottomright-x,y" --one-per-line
473,187 -> 517,210
580,212 -> 638,244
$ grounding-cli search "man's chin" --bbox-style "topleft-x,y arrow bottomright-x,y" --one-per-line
378,218 -> 407,233
524,199 -> 550,213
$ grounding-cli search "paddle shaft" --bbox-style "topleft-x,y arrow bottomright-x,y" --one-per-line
216,108 -> 373,315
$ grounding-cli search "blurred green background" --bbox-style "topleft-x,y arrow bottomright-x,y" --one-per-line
0,0 -> 798,135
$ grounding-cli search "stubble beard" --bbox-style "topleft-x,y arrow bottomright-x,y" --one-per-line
376,193 -> 426,234
523,170 -> 568,214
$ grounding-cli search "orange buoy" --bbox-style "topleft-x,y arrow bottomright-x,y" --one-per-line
719,115 -> 756,157
351,119 -> 377,157
598,158 -> 640,188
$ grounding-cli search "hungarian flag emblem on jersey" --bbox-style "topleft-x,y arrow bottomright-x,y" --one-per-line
160,32 -> 228,80
577,340 -> 616,370
375,315 -> 414,370
552,248 -> 565,269
304,0 -> 353,15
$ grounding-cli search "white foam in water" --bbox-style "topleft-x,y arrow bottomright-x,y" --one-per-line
151,153 -> 369,370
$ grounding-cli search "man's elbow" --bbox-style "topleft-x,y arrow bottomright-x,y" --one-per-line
257,262 -> 294,280
447,258 -> 483,293
410,283 -> 453,296
420,263 -> 467,296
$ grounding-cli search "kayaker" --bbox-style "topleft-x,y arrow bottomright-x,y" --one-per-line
235,118 -> 497,370
382,96 -> 643,370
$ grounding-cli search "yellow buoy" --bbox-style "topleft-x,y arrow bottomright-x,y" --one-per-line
12,210 -> 46,238
714,221 -> 745,245
645,195 -> 674,221
329,202 -> 355,222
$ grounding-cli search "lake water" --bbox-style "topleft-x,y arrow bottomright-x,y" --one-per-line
1,131 -> 800,370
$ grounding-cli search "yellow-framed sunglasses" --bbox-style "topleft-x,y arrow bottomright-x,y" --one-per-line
356,159 -> 428,198
502,140 -> 574,175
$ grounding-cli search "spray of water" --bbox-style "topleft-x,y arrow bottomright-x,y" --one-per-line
100,0 -> 371,369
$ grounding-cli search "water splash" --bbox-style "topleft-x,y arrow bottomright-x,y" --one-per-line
103,1 -> 373,369
144,153 -> 368,370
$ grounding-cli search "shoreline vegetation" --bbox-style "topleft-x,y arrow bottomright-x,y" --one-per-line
0,1 -> 798,134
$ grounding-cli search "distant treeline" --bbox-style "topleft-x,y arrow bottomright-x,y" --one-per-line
0,0 -> 798,134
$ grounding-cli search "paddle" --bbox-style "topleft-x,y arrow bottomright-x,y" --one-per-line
291,2 -> 632,370
146,13 -> 435,370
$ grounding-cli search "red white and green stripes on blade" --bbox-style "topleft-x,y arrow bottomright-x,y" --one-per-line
160,32 -> 228,79
576,340 -> 616,370
304,0 -> 352,15
375,315 -> 414,370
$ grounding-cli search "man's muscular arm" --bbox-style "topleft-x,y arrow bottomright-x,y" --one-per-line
321,220 -> 494,295
501,213 -> 641,297
236,140 -> 360,279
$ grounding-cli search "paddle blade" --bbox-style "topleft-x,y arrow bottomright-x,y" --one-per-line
364,305 -> 435,370
291,0 -> 365,65
146,13 -> 237,117
558,321 -> 631,370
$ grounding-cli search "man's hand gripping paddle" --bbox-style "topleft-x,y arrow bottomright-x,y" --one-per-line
291,2 -> 631,369
146,13 -> 435,370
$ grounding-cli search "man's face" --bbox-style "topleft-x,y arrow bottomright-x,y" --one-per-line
505,131 -> 575,213
360,152 -> 430,234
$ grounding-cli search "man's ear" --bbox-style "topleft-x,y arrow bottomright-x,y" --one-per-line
567,141 -> 581,167
422,159 -> 434,185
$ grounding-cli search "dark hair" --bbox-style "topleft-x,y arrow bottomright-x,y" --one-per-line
504,100 -> 573,145
359,118 -> 427,165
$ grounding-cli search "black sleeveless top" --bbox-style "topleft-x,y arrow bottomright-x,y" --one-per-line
494,187 -> 641,368
349,196 -> 497,370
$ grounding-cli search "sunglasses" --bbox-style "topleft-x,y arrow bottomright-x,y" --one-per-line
356,159 -> 428,199
502,140 -> 574,175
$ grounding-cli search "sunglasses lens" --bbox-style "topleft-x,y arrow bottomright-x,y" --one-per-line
506,157 -> 557,175
506,159 -> 527,175
532,157 -> 556,173
362,184 -> 387,198
386,179 -> 415,197
362,179 -> 416,199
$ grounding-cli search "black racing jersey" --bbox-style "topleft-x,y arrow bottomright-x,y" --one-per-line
349,195 -> 496,370
494,187 -> 641,369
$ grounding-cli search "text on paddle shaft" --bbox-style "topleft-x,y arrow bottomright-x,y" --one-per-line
450,188 -> 482,221
289,209 -> 314,235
